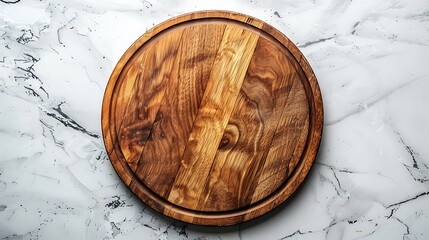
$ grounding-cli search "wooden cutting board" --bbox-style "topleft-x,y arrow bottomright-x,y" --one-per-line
102,11 -> 323,226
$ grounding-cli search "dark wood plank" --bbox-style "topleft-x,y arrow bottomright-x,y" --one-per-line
116,29 -> 185,171
250,75 -> 310,204
134,24 -> 226,198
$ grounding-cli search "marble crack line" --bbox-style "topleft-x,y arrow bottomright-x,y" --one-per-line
279,230 -> 310,239
163,222 -> 188,238
386,207 -> 399,219
297,36 -> 336,48
351,21 -> 360,35
317,162 -> 398,185
394,130 -> 422,169
317,162 -> 357,174
279,219 -> 342,240
387,191 -> 429,208
279,204 -> 407,240
392,129 -> 428,183
56,13 -> 78,47
0,0 -> 20,4
325,75 -> 428,126
110,222 -> 121,238
23,86 -> 44,102
319,172 -> 343,197
142,223 -> 158,231
16,29 -> 38,45
84,66 -> 102,90
40,119 -> 66,151
393,217 -> 410,237
318,163 -> 344,190
402,163 -> 429,183
42,102 -> 99,138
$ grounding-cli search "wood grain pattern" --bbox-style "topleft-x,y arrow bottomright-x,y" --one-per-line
134,24 -> 226,199
196,37 -> 306,211
102,11 -> 323,226
167,24 -> 261,210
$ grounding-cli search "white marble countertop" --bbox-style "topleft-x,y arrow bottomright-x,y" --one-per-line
1,0 -> 428,239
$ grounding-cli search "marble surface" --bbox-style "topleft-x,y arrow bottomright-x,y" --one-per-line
1,0 -> 429,239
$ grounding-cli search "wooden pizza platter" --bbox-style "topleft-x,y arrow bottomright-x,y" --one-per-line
102,10 -> 323,226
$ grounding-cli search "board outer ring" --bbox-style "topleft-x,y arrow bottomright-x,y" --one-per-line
101,10 -> 324,226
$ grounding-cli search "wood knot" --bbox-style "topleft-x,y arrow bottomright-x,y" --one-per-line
122,122 -> 152,145
218,124 -> 239,151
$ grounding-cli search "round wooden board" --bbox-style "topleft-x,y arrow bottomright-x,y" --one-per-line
102,11 -> 323,226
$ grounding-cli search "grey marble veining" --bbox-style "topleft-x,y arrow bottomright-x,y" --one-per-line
1,0 -> 428,239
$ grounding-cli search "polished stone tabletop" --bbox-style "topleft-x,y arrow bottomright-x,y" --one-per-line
0,0 -> 428,239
